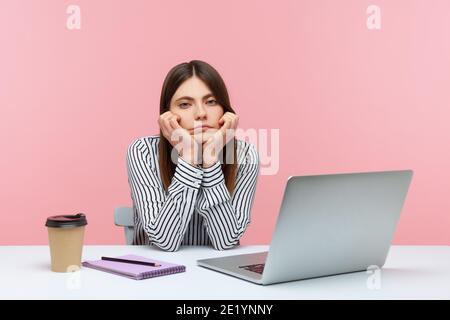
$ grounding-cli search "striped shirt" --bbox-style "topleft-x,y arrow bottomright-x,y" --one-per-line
126,135 -> 260,251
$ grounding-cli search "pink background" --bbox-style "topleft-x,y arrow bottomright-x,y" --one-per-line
1,0 -> 449,245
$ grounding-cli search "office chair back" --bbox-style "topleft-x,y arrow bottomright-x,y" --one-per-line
114,206 -> 134,245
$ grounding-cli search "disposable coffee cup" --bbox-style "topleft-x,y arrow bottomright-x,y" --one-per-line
45,213 -> 87,272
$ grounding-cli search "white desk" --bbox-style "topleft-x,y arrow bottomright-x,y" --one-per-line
1,245 -> 449,299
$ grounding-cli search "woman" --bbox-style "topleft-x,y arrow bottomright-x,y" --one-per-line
126,60 -> 259,251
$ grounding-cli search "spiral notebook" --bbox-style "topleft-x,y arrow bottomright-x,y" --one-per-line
82,254 -> 186,280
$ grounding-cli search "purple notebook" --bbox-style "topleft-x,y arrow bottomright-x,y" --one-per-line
82,254 -> 186,280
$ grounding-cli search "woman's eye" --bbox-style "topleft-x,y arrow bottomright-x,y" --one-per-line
206,99 -> 217,106
179,103 -> 191,109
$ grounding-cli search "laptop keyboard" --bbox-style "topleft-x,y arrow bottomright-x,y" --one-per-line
238,263 -> 265,274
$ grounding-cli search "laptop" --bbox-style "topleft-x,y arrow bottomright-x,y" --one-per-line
197,169 -> 413,285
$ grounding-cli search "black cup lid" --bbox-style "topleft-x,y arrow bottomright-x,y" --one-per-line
45,213 -> 88,228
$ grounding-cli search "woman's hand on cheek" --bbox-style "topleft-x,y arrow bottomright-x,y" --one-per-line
158,111 -> 200,165
202,112 -> 239,168
218,112 -> 239,144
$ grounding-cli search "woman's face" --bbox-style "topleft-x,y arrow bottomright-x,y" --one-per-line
169,76 -> 224,134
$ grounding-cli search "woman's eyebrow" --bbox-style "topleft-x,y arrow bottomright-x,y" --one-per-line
175,93 -> 214,102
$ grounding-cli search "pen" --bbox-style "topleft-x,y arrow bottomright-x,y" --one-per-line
101,256 -> 161,267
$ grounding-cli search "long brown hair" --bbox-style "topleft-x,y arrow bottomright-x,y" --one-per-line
158,60 -> 237,193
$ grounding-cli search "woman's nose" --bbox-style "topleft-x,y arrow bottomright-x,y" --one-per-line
195,104 -> 207,120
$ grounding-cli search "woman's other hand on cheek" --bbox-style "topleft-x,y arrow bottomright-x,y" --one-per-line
202,112 -> 239,168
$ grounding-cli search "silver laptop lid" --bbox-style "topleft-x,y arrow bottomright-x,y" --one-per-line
261,170 -> 413,285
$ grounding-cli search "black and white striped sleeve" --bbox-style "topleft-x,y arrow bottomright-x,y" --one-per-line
126,138 -> 203,252
196,143 -> 260,250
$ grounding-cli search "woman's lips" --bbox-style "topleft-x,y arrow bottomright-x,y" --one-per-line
190,125 -> 211,131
